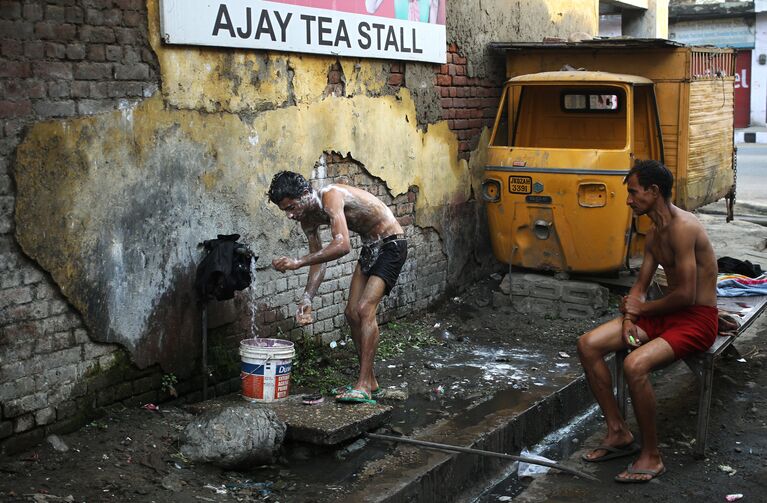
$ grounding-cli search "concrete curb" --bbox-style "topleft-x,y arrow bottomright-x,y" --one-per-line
338,365 -> 604,502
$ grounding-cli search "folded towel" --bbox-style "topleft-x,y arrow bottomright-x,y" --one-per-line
716,273 -> 767,297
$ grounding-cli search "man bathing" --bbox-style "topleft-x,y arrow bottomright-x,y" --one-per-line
577,160 -> 718,482
268,171 -> 407,404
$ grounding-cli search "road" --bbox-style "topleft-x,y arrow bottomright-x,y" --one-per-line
736,144 -> 767,206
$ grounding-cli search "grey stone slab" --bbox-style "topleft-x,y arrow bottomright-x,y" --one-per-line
269,395 -> 391,445
185,393 -> 391,446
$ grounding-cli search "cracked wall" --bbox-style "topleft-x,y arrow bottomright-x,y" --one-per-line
2,0 -> 598,449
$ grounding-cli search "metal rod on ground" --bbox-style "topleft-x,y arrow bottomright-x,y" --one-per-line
365,433 -> 600,483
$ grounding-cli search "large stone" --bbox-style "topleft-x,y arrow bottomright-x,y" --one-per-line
180,404 -> 286,468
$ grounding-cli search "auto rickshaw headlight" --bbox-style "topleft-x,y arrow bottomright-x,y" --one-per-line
533,220 -> 552,240
482,179 -> 501,202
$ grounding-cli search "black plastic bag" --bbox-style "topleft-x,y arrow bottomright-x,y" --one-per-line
195,234 -> 257,301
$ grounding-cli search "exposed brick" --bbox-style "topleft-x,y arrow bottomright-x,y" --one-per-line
0,1 -> 21,20
47,81 -> 71,99
104,8 -> 122,25
35,21 -> 77,41
34,406 -> 55,426
66,6 -> 83,24
4,392 -> 47,417
104,44 -> 121,61
114,62 -> 148,80
107,81 -> 143,97
77,99 -> 115,115
33,60 -> 72,79
22,3 -> 42,21
74,61 -> 112,80
0,60 -> 31,78
123,0 -> 147,9
79,25 -> 116,43
23,40 -> 44,59
45,5 -> 67,22
85,8 -> 104,25
1,38 -> 22,58
13,413 -> 34,433
65,42 -> 86,60
123,10 -> 142,27
0,99 -> 32,119
0,18 -> 32,39
388,73 -> 403,86
114,27 -> 137,45
87,44 -> 106,61
123,46 -> 141,64
44,41 -> 66,58
32,99 -> 76,117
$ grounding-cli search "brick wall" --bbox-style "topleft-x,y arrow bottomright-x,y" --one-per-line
0,0 -> 162,453
388,44 -> 503,158
437,44 -> 502,158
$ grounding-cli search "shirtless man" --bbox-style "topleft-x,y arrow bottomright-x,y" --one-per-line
577,160 -> 718,483
268,171 -> 407,404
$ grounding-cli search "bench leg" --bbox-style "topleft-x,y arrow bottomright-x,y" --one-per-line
615,349 -> 628,419
694,354 -> 715,459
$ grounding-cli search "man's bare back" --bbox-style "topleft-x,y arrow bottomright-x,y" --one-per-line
311,184 -> 403,241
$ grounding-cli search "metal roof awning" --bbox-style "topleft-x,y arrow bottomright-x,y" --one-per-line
489,38 -> 687,52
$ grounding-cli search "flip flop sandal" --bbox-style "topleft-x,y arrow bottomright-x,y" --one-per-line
335,389 -> 377,405
331,385 -> 383,398
614,464 -> 667,483
581,442 -> 640,463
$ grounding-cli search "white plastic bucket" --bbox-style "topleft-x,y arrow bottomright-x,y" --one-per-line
240,338 -> 296,402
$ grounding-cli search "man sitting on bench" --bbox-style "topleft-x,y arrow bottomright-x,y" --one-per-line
577,160 -> 719,483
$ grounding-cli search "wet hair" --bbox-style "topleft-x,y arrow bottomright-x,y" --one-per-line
267,171 -> 311,204
624,159 -> 673,200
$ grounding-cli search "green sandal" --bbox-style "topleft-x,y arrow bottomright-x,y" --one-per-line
335,389 -> 377,404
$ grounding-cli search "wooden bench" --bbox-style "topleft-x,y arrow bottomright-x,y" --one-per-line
614,295 -> 767,458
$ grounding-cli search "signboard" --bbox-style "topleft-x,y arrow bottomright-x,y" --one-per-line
669,18 -> 755,49
734,50 -> 751,128
160,0 -> 447,63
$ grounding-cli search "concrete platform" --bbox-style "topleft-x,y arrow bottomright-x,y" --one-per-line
185,393 -> 392,446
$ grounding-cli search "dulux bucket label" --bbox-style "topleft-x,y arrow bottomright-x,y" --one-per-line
241,360 -> 292,402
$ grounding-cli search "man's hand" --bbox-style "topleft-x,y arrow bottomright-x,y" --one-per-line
622,295 -> 644,318
622,319 -> 641,348
295,298 -> 313,325
272,256 -> 301,272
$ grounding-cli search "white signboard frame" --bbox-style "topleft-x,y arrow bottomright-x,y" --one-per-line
159,0 -> 447,64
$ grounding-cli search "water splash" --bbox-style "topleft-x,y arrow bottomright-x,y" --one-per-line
248,258 -> 259,339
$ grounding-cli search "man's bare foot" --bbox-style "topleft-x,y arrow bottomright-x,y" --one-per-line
582,431 -> 636,462
614,461 -> 666,483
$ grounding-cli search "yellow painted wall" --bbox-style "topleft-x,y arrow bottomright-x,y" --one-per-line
13,0 -> 600,371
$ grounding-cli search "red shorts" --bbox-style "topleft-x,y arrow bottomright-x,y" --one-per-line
635,305 -> 719,359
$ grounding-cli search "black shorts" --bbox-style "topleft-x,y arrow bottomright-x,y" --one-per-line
358,235 -> 408,295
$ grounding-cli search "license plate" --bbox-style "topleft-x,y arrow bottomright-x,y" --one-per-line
509,176 -> 532,194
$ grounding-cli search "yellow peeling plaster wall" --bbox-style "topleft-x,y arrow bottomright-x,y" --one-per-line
13,0 -> 599,373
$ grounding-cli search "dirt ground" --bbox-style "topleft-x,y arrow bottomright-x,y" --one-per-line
0,277 -> 617,503
2,275 -> 765,503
